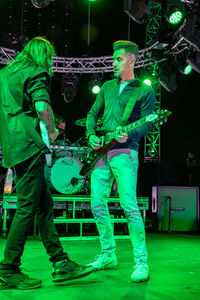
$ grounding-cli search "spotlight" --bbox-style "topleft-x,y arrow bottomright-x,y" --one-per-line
141,74 -> 153,86
159,60 -> 177,92
178,54 -> 193,75
30,0 -> 52,8
165,0 -> 185,25
62,75 -> 78,103
168,7 -> 183,24
143,78 -> 152,86
187,50 -> 200,74
89,75 -> 102,94
123,0 -> 149,24
139,68 -> 157,86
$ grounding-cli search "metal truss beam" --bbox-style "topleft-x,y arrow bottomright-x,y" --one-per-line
0,39 -> 188,73
144,0 -> 163,163
0,44 -> 156,73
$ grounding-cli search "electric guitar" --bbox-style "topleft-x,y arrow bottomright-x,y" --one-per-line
79,109 -> 172,176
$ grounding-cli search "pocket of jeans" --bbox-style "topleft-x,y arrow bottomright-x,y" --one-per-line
127,149 -> 139,166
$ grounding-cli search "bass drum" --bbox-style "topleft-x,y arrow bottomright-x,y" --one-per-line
50,157 -> 84,194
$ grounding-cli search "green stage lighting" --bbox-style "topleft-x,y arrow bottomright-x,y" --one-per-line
143,79 -> 152,86
169,8 -> 183,24
165,1 -> 185,25
184,65 -> 192,75
178,55 -> 193,75
91,84 -> 100,94
89,75 -> 102,94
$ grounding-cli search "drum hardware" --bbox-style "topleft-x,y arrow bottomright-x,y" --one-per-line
75,117 -> 102,127
71,177 -> 83,186
44,137 -> 92,195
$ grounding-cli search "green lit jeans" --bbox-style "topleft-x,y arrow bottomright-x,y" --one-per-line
0,153 -> 68,271
91,148 -> 148,264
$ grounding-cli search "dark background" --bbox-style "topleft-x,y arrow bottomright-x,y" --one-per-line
0,0 -> 200,190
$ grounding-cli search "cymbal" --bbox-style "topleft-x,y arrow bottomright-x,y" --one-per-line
75,118 -> 102,127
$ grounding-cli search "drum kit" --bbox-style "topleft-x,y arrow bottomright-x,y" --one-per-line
45,117 -> 103,195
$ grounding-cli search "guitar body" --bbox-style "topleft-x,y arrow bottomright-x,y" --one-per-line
80,109 -> 172,176
79,141 -> 115,176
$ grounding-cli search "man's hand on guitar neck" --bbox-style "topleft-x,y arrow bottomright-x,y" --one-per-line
89,134 -> 101,149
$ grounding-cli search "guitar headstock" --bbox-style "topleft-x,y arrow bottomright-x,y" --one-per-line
146,109 -> 172,125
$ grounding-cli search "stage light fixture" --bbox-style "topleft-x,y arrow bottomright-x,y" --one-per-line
143,79 -> 152,86
187,50 -> 200,74
178,55 -> 193,75
165,0 -> 185,25
159,60 -> 177,93
30,0 -> 52,8
62,75 -> 78,103
184,64 -> 193,75
168,7 -> 183,24
89,75 -> 102,94
139,69 -> 156,86
123,0 -> 149,24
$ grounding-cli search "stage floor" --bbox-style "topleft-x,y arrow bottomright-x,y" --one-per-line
0,233 -> 200,300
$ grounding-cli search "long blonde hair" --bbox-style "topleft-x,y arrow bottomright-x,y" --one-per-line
8,36 -> 56,75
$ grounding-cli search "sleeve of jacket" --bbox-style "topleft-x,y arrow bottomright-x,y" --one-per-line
86,83 -> 105,139
128,85 -> 156,140
25,70 -> 51,105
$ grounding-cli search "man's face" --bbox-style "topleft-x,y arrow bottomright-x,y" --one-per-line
113,48 -> 133,78
56,121 -> 66,131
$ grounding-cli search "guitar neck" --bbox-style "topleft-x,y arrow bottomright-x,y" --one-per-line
106,116 -> 148,143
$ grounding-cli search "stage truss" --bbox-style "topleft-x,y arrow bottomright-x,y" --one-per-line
0,1 -> 189,163
0,40 -> 187,73
144,0 -> 163,163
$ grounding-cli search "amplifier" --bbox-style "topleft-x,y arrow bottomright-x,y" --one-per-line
152,186 -> 199,232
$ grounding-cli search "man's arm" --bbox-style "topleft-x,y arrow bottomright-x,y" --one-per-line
35,101 -> 59,142
128,86 -> 156,140
25,71 -> 59,142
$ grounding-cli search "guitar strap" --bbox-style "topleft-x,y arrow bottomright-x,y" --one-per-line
121,81 -> 142,127
2,71 -> 47,154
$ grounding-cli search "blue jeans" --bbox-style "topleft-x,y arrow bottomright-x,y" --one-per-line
91,148 -> 148,264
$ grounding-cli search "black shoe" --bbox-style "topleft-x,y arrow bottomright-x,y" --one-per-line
0,270 -> 42,290
52,259 -> 94,283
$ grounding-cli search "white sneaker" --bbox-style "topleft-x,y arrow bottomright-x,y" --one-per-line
131,262 -> 149,282
87,253 -> 118,270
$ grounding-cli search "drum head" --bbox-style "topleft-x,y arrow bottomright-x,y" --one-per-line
50,157 -> 84,194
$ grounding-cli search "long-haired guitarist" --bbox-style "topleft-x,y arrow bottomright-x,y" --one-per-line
86,40 -> 155,282
0,37 -> 93,290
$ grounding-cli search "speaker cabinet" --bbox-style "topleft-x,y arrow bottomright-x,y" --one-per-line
152,186 -> 199,232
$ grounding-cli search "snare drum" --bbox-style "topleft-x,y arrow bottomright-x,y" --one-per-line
50,157 -> 84,194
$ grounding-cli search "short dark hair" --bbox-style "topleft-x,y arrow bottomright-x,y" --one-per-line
54,114 -> 65,124
113,40 -> 139,56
